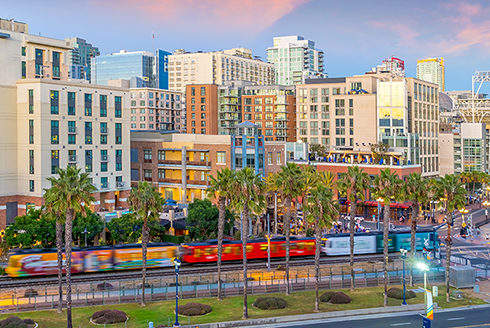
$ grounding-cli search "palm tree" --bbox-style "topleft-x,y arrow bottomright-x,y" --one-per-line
336,165 -> 370,291
433,174 -> 466,303
402,173 -> 430,256
128,181 -> 164,307
207,168 -> 236,300
298,166 -> 319,233
43,190 -> 64,314
231,167 -> 266,319
265,173 -> 280,235
45,166 -> 95,328
273,162 -> 303,295
306,182 -> 339,311
372,168 -> 403,307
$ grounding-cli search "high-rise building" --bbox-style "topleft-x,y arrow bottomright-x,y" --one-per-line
185,84 -> 219,135
372,56 -> 405,77
416,57 -> 445,91
91,49 -> 170,89
297,73 -> 439,177
0,24 -> 131,228
267,35 -> 325,85
64,37 -> 100,82
168,48 -> 275,94
129,88 -> 183,132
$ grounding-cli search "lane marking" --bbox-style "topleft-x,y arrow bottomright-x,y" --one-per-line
447,317 -> 465,321
390,323 -> 411,326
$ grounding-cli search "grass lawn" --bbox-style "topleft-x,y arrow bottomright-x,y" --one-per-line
0,286 -> 485,328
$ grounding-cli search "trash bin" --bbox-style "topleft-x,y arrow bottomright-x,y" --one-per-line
474,285 -> 480,293
432,286 -> 438,297
149,322 -> 153,328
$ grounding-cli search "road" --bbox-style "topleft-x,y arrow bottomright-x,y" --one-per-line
251,306 -> 490,328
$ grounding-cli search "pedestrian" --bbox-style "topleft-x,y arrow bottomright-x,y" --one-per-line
486,233 -> 489,242
477,228 -> 481,238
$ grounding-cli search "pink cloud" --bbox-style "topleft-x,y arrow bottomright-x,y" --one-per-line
90,0 -> 311,37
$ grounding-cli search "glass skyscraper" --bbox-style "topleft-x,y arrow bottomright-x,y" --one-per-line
65,37 -> 100,82
91,49 -> 170,89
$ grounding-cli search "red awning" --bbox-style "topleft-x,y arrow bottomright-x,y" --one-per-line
346,200 -> 410,209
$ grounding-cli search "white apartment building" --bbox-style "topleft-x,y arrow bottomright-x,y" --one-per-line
416,57 -> 445,92
168,48 -> 275,94
129,88 -> 183,132
267,35 -> 325,86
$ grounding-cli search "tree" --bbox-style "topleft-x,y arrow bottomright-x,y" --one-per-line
72,211 -> 104,246
336,165 -> 370,291
230,167 -> 266,319
107,214 -> 143,244
372,168 -> 403,307
128,181 -> 164,307
4,209 -> 55,248
305,182 -> 339,312
298,166 -> 319,233
207,168 -> 236,300
433,174 -> 466,303
265,173 -> 281,235
370,142 -> 389,164
309,144 -> 327,161
186,199 -> 234,241
272,162 -> 303,295
402,173 -> 431,256
45,166 -> 96,328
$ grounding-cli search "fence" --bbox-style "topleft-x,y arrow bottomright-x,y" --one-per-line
1,264 -> 445,314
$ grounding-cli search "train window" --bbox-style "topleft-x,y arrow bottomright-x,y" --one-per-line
246,245 -> 253,253
260,244 -> 268,251
224,246 -> 232,254
195,249 -> 202,258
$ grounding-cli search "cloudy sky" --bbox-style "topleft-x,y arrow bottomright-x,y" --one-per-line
2,0 -> 489,91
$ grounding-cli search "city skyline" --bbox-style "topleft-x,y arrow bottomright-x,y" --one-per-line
1,0 -> 490,92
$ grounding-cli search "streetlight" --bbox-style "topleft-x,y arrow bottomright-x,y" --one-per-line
266,213 -> 271,271
83,228 -> 90,247
459,207 -> 469,224
417,262 -> 433,324
377,198 -> 383,231
400,247 -> 408,305
173,258 -> 181,328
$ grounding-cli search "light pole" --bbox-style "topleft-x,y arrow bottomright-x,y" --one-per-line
173,258 -> 181,328
459,207 -> 469,224
400,247 -> 408,305
377,198 -> 383,231
83,228 -> 89,247
418,262 -> 432,326
267,213 -> 271,271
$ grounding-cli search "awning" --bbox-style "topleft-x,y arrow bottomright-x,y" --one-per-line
160,219 -> 192,230
345,200 -> 410,209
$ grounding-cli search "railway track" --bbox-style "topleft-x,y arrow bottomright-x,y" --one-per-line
0,254 -> 396,289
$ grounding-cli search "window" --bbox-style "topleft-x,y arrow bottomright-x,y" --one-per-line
68,92 -> 76,115
200,87 -> 206,96
85,94 -> 92,116
100,134 -> 107,144
201,97 -> 206,103
332,88 -> 341,95
85,150 -> 93,173
101,161 -> 108,172
349,99 -> 354,107
68,121 -> 76,134
201,105 -> 206,111
68,134 -> 76,144
50,90 -> 59,114
101,177 -> 108,189
85,122 -> 92,144
115,150 -> 122,171
28,90 -> 34,114
51,150 -> 59,174
22,61 -> 26,78
158,150 -> 165,161
140,100 -> 145,106
336,138 -> 346,146
276,152 -> 281,165
335,108 -> 345,116
29,150 -> 34,174
310,121 -> 319,135
51,120 -> 59,144
349,108 -> 354,115
115,96 -> 122,118
52,52 -> 60,78
158,169 -> 165,179
201,128 -> 206,134
191,105 -> 195,111
21,46 -> 26,56
35,48 -> 43,76
201,113 -> 206,119
140,123 -> 146,129
100,95 -> 107,117
268,152 -> 273,164
191,87 -> 195,96
29,180 -> 34,192
217,151 -> 226,164
201,121 -> 206,127
131,100 -> 136,106
140,108 -> 145,114
144,149 -> 152,162
115,123 -> 122,144
29,120 -> 34,144
68,150 -> 76,162
100,122 -> 107,134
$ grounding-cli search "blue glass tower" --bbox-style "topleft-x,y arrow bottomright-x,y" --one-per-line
231,121 -> 265,176
156,49 -> 170,89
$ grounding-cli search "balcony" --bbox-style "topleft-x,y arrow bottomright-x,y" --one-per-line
188,180 -> 209,186
100,127 -> 109,134
187,160 -> 211,168
100,182 -> 109,189
159,159 -> 182,166
101,155 -> 109,161
144,177 -> 153,182
68,126 -> 77,133
116,181 -> 125,188
159,178 -> 182,185
68,155 -> 77,162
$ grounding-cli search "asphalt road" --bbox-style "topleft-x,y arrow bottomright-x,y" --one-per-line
254,306 -> 490,328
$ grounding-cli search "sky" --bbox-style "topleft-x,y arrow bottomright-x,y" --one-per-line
2,0 -> 490,91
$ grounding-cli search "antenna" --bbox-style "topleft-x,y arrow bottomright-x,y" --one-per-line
152,31 -> 155,55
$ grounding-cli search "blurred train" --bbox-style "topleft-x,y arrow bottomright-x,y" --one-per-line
6,231 -> 438,278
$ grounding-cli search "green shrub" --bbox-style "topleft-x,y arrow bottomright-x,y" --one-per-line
319,291 -> 335,303
330,292 -> 352,304
0,317 -> 28,328
387,287 -> 416,300
258,231 -> 266,238
91,309 -> 127,324
306,228 -> 314,237
21,320 -> 34,325
253,297 -> 287,310
177,302 -> 212,316
234,231 -> 241,241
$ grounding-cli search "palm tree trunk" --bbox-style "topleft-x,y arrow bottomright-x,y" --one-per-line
349,200 -> 357,291
141,222 -> 149,306
56,218 -> 63,314
65,208 -> 74,328
217,196 -> 226,300
314,215 -> 321,312
446,212 -> 452,303
383,203 -> 390,307
242,203 -> 249,319
285,195 -> 291,296
410,204 -> 418,287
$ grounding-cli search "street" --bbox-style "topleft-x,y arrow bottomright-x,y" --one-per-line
250,305 -> 490,327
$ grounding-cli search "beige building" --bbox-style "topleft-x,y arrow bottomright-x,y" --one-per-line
129,88 -> 183,132
168,48 -> 275,94
439,132 -> 458,175
0,24 -> 131,227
